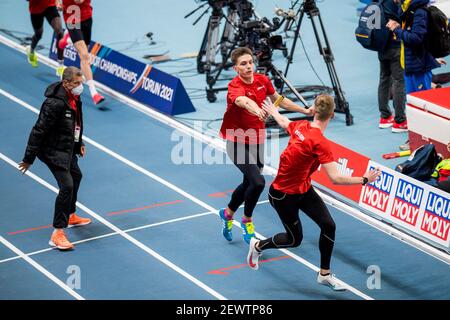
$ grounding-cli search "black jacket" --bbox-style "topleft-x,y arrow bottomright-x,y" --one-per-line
23,82 -> 84,170
394,0 -> 440,73
381,0 -> 402,48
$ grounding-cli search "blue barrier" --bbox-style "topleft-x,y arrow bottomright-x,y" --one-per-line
49,36 -> 195,115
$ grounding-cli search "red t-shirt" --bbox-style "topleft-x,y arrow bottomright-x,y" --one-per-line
272,121 -> 334,194
62,0 -> 92,23
220,73 -> 275,144
29,0 -> 57,14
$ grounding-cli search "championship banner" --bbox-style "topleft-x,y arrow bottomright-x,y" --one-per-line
49,35 -> 195,115
312,140 -> 370,202
360,161 -> 450,248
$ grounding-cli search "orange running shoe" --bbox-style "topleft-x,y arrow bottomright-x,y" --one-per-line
68,213 -> 92,228
49,229 -> 74,250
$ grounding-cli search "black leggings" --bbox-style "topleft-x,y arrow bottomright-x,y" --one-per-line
67,18 -> 92,46
258,185 -> 336,270
30,6 -> 64,60
226,141 -> 265,217
45,154 -> 82,229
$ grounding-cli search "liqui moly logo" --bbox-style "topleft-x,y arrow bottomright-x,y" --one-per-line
391,179 -> 423,226
421,192 -> 450,241
361,169 -> 394,213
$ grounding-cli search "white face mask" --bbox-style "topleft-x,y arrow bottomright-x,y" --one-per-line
71,84 -> 84,96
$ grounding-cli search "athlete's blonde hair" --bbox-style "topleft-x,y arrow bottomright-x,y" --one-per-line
314,94 -> 335,121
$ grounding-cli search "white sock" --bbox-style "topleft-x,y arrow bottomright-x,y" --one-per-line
86,80 -> 98,96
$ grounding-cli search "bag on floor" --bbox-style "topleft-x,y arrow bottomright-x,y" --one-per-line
355,0 -> 391,51
395,144 -> 441,181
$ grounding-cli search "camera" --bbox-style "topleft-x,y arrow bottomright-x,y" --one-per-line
241,20 -> 283,62
188,0 -> 353,125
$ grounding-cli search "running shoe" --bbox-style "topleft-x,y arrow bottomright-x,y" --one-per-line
379,115 -> 394,129
92,93 -> 105,105
241,220 -> 256,244
49,229 -> 74,250
392,120 -> 408,133
219,208 -> 233,241
399,140 -> 410,151
247,237 -> 261,270
317,273 -> 347,291
68,213 -> 92,228
56,65 -> 65,78
26,46 -> 38,68
58,31 -> 71,50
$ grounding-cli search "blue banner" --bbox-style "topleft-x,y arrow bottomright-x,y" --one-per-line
49,36 -> 195,115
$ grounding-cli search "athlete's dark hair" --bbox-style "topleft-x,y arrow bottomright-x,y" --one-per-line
231,47 -> 253,65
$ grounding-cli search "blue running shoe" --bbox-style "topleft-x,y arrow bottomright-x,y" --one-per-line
241,221 -> 256,244
219,209 -> 233,241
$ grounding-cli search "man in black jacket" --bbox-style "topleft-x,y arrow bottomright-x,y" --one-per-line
19,66 -> 91,250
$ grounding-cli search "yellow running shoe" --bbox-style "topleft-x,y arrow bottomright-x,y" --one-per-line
26,46 -> 38,68
56,65 -> 66,78
241,220 -> 256,244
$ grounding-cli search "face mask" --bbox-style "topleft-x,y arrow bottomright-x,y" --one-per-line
71,84 -> 84,96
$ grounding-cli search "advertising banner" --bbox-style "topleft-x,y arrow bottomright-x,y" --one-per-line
360,161 -> 450,248
312,140 -> 370,202
49,35 -> 195,115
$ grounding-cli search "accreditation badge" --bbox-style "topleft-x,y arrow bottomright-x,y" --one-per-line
74,125 -> 81,142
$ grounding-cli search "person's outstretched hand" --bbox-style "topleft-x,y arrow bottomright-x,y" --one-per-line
262,99 -> 278,117
18,162 -> 31,174
364,168 -> 382,184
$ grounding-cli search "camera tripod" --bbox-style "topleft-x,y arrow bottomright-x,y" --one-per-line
187,0 -> 353,126
187,1 -> 242,92
190,1 -> 257,103
282,0 -> 353,125
196,2 -> 287,103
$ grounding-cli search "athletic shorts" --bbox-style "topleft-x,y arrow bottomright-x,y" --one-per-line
67,18 -> 92,46
405,71 -> 433,94
30,6 -> 60,31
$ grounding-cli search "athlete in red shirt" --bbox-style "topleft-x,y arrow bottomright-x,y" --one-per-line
246,94 -> 380,291
58,0 -> 104,105
219,47 -> 313,244
26,0 -> 64,73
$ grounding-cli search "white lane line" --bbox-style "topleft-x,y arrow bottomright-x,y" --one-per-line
2,34 -> 447,269
0,152 -> 227,300
0,235 -> 85,300
0,200 -> 269,264
0,88 -> 372,300
0,87 -> 217,211
0,201 -> 271,265
0,210 -> 216,264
